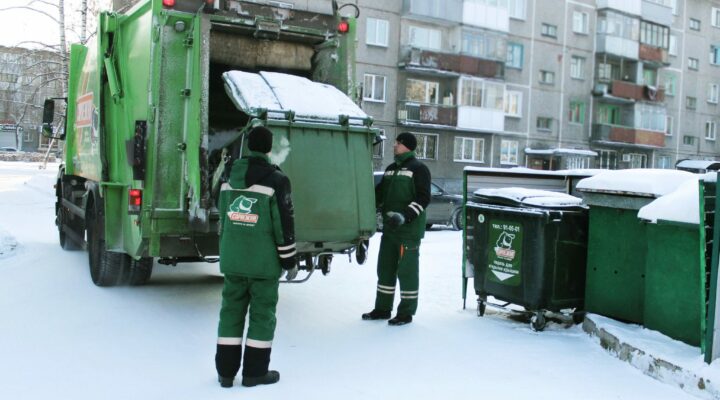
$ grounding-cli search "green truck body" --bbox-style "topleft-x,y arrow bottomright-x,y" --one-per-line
49,0 -> 377,286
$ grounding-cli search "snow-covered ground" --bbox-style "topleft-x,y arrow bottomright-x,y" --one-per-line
0,161 -> 698,399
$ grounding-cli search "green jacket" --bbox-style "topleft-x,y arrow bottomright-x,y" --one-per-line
376,151 -> 431,241
218,153 -> 296,279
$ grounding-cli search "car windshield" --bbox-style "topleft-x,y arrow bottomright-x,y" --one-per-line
431,183 -> 442,195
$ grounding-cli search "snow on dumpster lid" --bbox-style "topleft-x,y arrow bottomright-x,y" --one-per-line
576,169 -> 696,197
637,178 -> 700,224
223,71 -> 368,124
473,187 -> 584,208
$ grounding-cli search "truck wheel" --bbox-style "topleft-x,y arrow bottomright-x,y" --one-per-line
530,312 -> 546,332
356,240 -> 369,265
128,257 -> 154,286
56,179 -> 82,250
451,208 -> 463,231
86,197 -> 131,287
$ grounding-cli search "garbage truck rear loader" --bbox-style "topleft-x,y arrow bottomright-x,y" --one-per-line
44,0 -> 377,286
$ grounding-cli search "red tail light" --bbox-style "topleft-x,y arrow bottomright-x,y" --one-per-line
129,189 -> 142,214
162,0 -> 175,8
337,20 -> 350,34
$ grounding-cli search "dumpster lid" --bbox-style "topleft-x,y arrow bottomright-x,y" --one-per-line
473,187 -> 584,208
576,169 -> 696,197
638,178 -> 700,224
223,71 -> 368,124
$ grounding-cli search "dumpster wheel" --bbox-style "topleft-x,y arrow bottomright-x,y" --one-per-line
356,240 -> 369,265
477,300 -> 486,317
319,255 -> 332,275
530,312 -> 546,332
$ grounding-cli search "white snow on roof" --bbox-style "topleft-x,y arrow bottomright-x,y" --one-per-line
223,71 -> 368,123
676,159 -> 720,170
474,187 -> 584,207
576,169 -> 696,197
638,178 -> 700,224
524,147 -> 599,157
464,166 -> 604,177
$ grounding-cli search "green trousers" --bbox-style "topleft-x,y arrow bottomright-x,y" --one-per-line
218,275 -> 279,345
374,234 -> 420,316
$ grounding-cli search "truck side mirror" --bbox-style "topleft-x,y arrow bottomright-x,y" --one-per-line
41,99 -> 55,137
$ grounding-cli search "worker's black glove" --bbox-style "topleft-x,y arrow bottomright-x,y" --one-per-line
386,211 -> 405,228
283,266 -> 299,281
280,255 -> 298,280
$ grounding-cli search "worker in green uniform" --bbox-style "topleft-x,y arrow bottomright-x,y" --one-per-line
363,132 -> 431,326
215,126 -> 298,388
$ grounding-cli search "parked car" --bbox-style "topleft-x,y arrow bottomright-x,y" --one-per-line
374,172 -> 463,231
0,147 -> 18,152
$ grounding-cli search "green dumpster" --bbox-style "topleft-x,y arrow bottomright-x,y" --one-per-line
577,170 -> 697,324
467,188 -> 588,331
639,178 -> 706,346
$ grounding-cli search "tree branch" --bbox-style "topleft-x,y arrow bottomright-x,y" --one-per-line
0,6 -> 60,23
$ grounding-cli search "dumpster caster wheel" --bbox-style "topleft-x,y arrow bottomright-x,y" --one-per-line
477,301 -> 486,317
356,240 -> 369,265
572,311 -> 586,325
319,255 -> 332,275
530,312 -> 546,332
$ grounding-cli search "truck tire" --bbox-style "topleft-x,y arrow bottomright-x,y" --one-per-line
56,179 -> 82,250
128,257 -> 154,286
86,196 -> 131,287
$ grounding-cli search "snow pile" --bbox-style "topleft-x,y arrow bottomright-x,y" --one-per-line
576,169 -> 696,197
638,179 -> 700,224
0,229 -> 17,259
474,187 -> 584,208
223,71 -> 368,124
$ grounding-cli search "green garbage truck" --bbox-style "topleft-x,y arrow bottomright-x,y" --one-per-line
42,0 -> 378,286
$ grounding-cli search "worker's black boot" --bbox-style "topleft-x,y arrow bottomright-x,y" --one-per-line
215,344 -> 242,388
361,309 -> 391,320
388,314 -> 413,326
241,346 -> 280,387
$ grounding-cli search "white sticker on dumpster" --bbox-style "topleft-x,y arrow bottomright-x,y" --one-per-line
488,220 -> 522,286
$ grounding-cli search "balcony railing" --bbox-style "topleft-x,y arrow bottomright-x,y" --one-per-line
596,80 -> 665,102
592,123 -> 665,147
400,47 -> 504,79
397,101 -> 458,126
639,44 -> 669,65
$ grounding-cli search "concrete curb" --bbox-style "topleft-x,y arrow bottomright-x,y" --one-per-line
583,315 -> 719,399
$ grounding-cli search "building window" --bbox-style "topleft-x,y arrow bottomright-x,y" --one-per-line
626,153 -> 647,168
406,79 -> 439,104
536,117 -> 553,131
663,73 -> 676,96
366,18 -> 389,47
709,84 -> 720,104
688,57 -> 699,71
568,101 -> 585,124
657,155 -> 672,169
508,0 -> 527,20
500,140 -> 519,165
683,135 -> 695,145
459,77 -> 505,110
686,96 -> 697,109
539,70 -> 554,84
363,74 -> 386,102
597,10 -> 639,41
541,23 -> 557,38
566,156 -> 590,169
599,149 -> 617,169
711,46 -> 720,65
640,21 -> 669,49
597,62 -> 619,81
504,90 -> 522,117
713,8 -> 720,28
506,42 -> 524,69
642,68 -> 657,86
597,104 -> 620,125
570,56 -> 585,79
462,30 -> 507,60
415,133 -> 438,160
573,12 -> 589,34
665,116 -> 673,136
690,18 -> 701,31
409,25 -> 441,50
669,34 -> 678,56
706,121 -> 717,140
23,130 -> 32,142
373,129 -> 385,158
453,137 -> 485,163
639,104 -> 666,132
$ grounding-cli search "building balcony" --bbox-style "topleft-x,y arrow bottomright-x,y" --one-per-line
462,0 -> 509,32
597,0 -> 641,15
639,44 -> 669,66
399,47 -> 504,79
397,101 -> 457,126
596,34 -> 640,60
592,123 -> 665,147
457,106 -> 504,132
403,0 -> 462,23
641,0 -> 673,26
594,80 -> 665,103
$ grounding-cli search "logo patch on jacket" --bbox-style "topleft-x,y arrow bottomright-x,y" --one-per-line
228,195 -> 259,224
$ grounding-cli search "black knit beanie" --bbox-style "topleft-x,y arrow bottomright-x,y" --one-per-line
396,132 -> 417,151
248,126 -> 273,153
